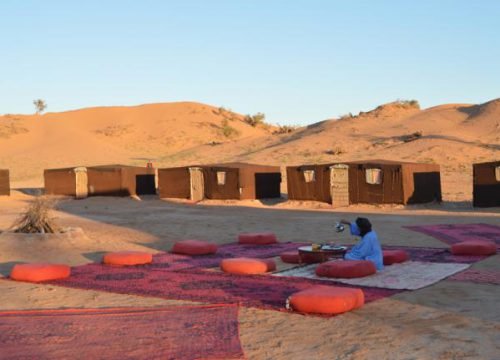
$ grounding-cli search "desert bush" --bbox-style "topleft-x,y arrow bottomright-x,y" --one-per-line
395,99 -> 420,109
338,112 -> 355,120
273,125 -> 297,134
220,119 -> 240,138
33,99 -> 47,114
11,197 -> 58,233
400,131 -> 423,143
325,146 -> 346,155
244,112 -> 266,127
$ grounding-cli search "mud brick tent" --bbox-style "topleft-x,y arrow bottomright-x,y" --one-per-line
473,160 -> 500,207
0,169 -> 9,196
158,163 -> 281,201
44,165 -> 156,198
286,160 -> 441,206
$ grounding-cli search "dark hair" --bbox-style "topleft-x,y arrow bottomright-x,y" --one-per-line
355,217 -> 372,237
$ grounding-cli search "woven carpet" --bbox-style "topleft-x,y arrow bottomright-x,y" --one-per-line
405,223 -> 500,248
0,305 -> 244,360
275,261 -> 470,290
448,268 -> 500,285
50,264 -> 399,312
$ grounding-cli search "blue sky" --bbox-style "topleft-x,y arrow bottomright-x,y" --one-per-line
1,0 -> 499,125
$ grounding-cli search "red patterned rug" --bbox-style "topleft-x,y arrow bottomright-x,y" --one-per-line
50,264 -> 399,312
0,305 -> 244,360
145,242 -> 310,272
405,223 -> 500,248
448,268 -> 500,285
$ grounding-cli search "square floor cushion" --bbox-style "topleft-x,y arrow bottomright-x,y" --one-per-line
171,240 -> 218,256
288,285 -> 364,315
103,251 -> 153,266
450,240 -> 497,256
383,250 -> 410,265
316,260 -> 376,279
10,263 -> 71,282
220,257 -> 276,275
238,232 -> 278,245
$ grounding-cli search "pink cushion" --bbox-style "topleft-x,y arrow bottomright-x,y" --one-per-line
238,232 -> 278,245
10,263 -> 71,282
450,241 -> 497,256
383,250 -> 410,265
103,251 -> 153,266
220,258 -> 276,275
171,240 -> 218,256
316,260 -> 376,279
288,285 -> 364,315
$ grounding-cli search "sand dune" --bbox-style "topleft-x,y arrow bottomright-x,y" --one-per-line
1,99 -> 499,201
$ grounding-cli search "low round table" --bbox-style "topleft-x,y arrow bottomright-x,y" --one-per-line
298,245 -> 347,264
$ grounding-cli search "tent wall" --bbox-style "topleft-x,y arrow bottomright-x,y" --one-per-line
87,167 -> 124,196
402,163 -> 442,204
348,163 -> 404,204
237,164 -> 281,199
473,161 -> 500,207
0,169 -> 10,196
44,168 -> 77,196
286,164 -> 332,203
158,167 -> 191,199
203,167 -> 240,199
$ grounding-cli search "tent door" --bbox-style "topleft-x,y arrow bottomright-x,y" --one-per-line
330,165 -> 349,207
189,167 -> 205,202
74,167 -> 88,199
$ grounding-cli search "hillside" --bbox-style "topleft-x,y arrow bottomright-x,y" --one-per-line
1,99 -> 499,201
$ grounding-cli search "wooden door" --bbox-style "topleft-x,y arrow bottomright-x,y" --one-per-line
74,167 -> 88,199
330,165 -> 349,207
189,167 -> 205,201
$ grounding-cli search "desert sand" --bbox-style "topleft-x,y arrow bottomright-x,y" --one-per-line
0,99 -> 499,359
0,191 -> 499,359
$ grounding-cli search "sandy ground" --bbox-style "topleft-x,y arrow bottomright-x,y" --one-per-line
0,191 -> 499,359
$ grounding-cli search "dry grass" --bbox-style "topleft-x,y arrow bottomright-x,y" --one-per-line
11,197 -> 59,233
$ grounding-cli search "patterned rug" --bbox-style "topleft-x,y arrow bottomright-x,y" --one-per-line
274,261 -> 470,290
448,268 -> 500,285
405,223 -> 500,248
145,242 -> 310,272
0,305 -> 244,360
50,264 -> 400,312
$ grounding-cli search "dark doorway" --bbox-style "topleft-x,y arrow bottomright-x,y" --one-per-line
136,175 -> 156,195
255,173 -> 281,199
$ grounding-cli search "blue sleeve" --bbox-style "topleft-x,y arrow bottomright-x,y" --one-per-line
349,223 -> 361,236
346,235 -> 372,259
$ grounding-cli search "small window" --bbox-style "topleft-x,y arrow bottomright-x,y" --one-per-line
303,170 -> 315,183
217,171 -> 226,185
496,166 -> 500,182
365,168 -> 383,185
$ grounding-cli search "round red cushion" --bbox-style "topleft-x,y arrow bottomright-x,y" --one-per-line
288,285 -> 364,315
280,251 -> 320,264
10,263 -> 71,282
220,258 -> 276,274
280,251 -> 300,264
171,240 -> 218,256
103,251 -> 153,266
383,250 -> 410,265
238,232 -> 278,245
450,241 -> 497,256
316,260 -> 376,278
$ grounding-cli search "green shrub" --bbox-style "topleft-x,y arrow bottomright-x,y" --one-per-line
244,112 -> 266,127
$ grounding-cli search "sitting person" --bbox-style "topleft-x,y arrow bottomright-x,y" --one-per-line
339,217 -> 384,270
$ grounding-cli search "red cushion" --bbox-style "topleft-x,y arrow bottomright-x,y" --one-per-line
220,258 -> 276,275
171,240 -> 218,256
316,260 -> 376,279
10,263 -> 71,282
288,285 -> 364,315
383,250 -> 410,265
280,251 -> 320,264
103,251 -> 153,266
450,241 -> 497,256
238,232 -> 278,245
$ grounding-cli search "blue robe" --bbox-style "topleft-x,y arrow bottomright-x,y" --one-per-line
345,223 -> 384,270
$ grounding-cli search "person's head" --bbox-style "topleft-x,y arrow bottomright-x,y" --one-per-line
355,217 -> 372,236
